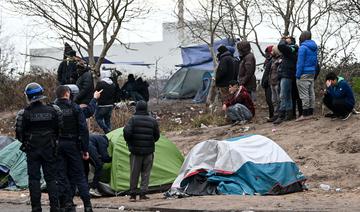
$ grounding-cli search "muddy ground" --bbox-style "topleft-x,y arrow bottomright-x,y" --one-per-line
0,99 -> 360,211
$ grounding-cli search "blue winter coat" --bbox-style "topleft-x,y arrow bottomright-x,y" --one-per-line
326,77 -> 355,109
296,40 -> 318,79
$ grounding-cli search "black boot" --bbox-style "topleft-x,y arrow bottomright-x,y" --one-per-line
84,201 -> 93,212
285,110 -> 294,121
50,207 -> 60,212
273,111 -> 285,125
267,115 -> 278,122
140,192 -> 150,200
84,207 -> 93,212
308,108 -> 314,116
129,194 -> 136,202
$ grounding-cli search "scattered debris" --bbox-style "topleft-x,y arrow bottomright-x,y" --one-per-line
319,184 -> 331,191
200,123 -> 208,128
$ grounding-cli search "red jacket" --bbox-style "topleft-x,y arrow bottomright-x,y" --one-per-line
223,87 -> 255,116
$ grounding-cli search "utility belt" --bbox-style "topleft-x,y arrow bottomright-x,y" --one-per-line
59,134 -> 79,140
59,134 -> 82,150
20,133 -> 57,155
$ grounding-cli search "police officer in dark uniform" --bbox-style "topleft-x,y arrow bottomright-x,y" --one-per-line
54,85 -> 93,212
15,82 -> 63,212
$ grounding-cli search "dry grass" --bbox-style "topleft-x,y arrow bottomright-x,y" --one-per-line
0,71 -> 57,111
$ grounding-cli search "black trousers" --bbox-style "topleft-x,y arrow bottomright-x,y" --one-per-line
292,79 -> 303,117
264,86 -> 274,118
27,145 -> 59,212
129,153 -> 154,195
57,139 -> 91,208
84,144 -> 104,189
323,95 -> 353,116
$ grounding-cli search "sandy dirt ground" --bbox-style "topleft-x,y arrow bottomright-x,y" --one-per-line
0,100 -> 360,211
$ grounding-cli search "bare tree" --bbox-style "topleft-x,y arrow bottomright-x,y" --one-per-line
7,0 -> 149,79
261,0 -> 302,36
0,27 -> 16,78
175,0 -> 226,106
219,0 -> 265,56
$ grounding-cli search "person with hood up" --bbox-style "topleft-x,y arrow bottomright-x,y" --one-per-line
237,40 -> 256,101
136,77 -> 150,102
274,36 -> 298,124
268,45 -> 283,122
86,134 -> 112,197
261,45 -> 274,120
75,61 -> 94,105
295,31 -> 318,121
95,70 -> 116,133
57,44 -> 78,85
123,101 -> 160,202
122,74 -> 144,101
215,45 -> 236,100
323,72 -> 355,120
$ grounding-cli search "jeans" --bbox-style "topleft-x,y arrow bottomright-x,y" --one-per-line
226,103 -> 253,122
271,85 -> 280,115
95,106 -> 113,134
279,78 -> 293,112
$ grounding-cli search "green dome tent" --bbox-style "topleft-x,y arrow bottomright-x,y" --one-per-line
104,128 -> 184,194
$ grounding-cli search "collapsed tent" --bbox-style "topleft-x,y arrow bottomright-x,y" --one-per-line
192,71 -> 213,103
99,128 -> 184,195
168,135 -> 306,196
0,139 -> 28,189
162,39 -> 235,99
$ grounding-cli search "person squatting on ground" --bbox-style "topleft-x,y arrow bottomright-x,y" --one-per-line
222,80 -> 255,125
261,45 -> 275,120
323,72 -> 355,120
274,36 -> 298,124
123,100 -> 160,202
54,85 -> 93,212
86,134 -> 112,197
215,45 -> 236,101
237,40 -> 257,101
95,71 -> 116,134
295,31 -> 318,121
15,82 -> 63,212
267,45 -> 282,122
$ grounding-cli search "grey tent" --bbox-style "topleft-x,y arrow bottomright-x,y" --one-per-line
162,67 -> 210,99
162,39 -> 235,99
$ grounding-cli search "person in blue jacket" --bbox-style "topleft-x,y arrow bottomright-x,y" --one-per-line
323,72 -> 355,120
86,134 -> 112,197
295,31 -> 318,121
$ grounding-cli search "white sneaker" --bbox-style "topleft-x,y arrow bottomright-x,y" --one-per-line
89,188 -> 102,197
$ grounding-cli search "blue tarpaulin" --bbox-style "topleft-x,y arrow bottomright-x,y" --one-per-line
178,38 -> 236,70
